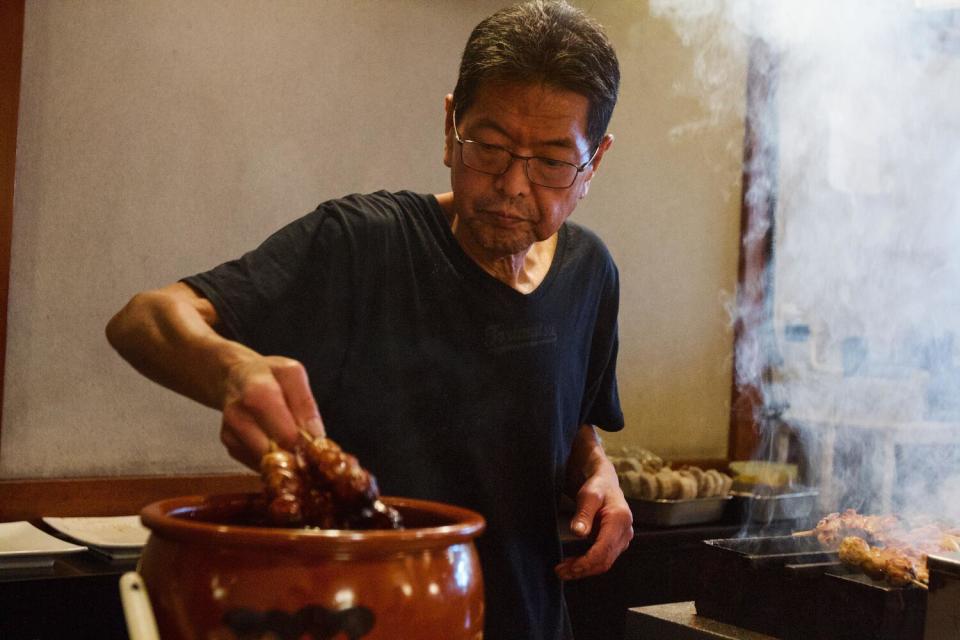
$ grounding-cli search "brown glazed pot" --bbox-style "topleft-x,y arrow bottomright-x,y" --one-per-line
138,493 -> 486,640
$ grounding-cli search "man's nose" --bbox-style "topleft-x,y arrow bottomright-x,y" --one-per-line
494,155 -> 532,197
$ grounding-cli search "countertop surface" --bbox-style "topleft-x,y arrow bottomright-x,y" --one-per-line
626,602 -> 780,640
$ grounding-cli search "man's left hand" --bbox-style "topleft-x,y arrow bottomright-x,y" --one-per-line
554,464 -> 633,581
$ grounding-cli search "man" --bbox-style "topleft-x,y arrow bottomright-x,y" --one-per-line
107,1 -> 632,638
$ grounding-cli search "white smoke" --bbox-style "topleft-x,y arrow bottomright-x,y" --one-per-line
651,0 -> 960,520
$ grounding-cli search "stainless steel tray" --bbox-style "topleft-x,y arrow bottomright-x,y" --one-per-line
731,489 -> 818,523
627,495 -> 731,527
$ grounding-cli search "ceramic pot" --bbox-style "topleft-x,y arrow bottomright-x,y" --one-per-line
138,492 -> 485,640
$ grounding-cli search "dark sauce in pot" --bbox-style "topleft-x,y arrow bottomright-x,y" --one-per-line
170,494 -> 451,530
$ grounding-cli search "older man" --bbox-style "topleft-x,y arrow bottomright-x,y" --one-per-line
107,2 -> 633,638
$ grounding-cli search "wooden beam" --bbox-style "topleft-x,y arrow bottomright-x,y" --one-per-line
0,473 -> 261,521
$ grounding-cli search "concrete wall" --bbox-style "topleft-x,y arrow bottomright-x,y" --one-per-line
1,0 -> 745,477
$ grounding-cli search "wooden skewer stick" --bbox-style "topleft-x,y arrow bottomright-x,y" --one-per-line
912,579 -> 929,590
792,529 -> 815,537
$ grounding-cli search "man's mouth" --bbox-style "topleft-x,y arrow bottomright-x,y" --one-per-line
481,209 -> 527,225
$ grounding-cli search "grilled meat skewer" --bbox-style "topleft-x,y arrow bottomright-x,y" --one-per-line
296,430 -> 402,530
260,442 -> 306,526
258,432 -> 402,530
794,509 -> 901,547
838,535 -> 928,588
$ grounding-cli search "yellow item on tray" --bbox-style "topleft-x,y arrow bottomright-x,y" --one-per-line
728,461 -> 798,489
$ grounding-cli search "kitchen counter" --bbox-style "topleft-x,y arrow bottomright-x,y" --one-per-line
0,513 -> 805,640
625,602 -> 779,640
0,551 -> 136,639
560,511 -> 805,640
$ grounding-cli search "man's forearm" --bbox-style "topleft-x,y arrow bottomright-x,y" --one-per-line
106,284 -> 256,410
566,424 -> 616,495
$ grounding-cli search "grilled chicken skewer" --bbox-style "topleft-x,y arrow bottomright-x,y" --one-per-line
295,430 -> 402,530
258,432 -> 402,530
797,508 -> 960,589
838,536 -> 928,588
260,442 -> 306,526
793,509 -> 901,547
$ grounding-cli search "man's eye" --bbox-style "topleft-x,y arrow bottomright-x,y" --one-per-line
539,158 -> 569,168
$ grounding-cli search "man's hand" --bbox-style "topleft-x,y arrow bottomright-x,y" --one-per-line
106,282 -> 325,471
555,427 -> 633,581
220,356 -> 325,470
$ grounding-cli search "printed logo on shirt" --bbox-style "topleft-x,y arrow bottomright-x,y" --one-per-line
483,322 -> 557,353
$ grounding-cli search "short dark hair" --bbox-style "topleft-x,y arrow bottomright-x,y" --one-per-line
452,0 -> 620,150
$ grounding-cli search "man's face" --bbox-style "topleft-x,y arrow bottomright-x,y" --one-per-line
443,82 -> 612,258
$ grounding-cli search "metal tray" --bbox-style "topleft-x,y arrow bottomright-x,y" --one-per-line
702,535 -> 834,568
731,489 -> 818,524
627,495 -> 730,527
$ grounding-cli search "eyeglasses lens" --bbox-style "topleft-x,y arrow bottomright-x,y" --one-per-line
461,141 -> 576,189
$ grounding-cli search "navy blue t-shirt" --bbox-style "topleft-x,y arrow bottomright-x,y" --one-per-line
185,190 -> 624,640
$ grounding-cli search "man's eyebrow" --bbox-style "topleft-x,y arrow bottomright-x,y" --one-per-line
469,117 -> 579,151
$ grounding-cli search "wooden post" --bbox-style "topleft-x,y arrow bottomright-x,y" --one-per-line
728,39 -> 780,462
0,0 -> 25,450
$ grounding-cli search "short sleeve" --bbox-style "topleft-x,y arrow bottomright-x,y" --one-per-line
182,212 -> 321,345
181,199 -> 360,361
579,261 -> 625,432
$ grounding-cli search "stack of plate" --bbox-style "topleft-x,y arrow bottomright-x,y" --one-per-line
0,521 -> 87,569
43,516 -> 149,563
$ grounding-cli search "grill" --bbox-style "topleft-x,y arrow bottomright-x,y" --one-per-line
925,552 -> 960,640
694,536 -> 928,640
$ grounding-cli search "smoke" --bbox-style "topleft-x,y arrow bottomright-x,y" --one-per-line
651,0 -> 960,520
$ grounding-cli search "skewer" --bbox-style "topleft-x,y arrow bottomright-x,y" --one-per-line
792,529 -> 815,537
912,579 -> 929,590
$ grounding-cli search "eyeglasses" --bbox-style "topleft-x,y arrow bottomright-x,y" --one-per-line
452,110 -> 600,189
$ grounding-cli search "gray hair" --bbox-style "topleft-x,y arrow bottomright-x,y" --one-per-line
452,0 -> 620,150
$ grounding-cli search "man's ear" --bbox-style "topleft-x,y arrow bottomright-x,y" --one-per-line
443,94 -> 455,168
580,133 -> 614,199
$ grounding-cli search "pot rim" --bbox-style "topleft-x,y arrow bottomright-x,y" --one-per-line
140,493 -> 486,554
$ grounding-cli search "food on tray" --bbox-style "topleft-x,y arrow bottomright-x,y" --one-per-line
610,445 -> 664,473
795,508 -> 960,587
729,461 -> 799,495
729,461 -> 797,485
608,446 -> 732,501
796,509 -> 901,547
260,431 -> 403,530
838,536 -> 923,587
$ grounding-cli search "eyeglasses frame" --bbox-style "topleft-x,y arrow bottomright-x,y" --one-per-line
451,109 -> 601,190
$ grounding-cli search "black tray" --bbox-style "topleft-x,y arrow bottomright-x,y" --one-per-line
695,536 -> 836,638
695,536 -> 926,640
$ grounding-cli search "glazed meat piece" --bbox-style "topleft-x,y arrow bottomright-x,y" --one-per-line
838,536 -> 870,566
296,431 -> 402,530
258,432 -> 402,530
260,444 -> 306,526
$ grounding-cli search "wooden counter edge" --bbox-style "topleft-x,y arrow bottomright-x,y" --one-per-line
0,474 -> 261,521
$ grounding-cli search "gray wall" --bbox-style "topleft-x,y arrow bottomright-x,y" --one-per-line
1,0 -> 745,478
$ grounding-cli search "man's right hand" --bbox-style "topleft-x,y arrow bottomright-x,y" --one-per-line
220,356 -> 326,470
107,282 -> 325,472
